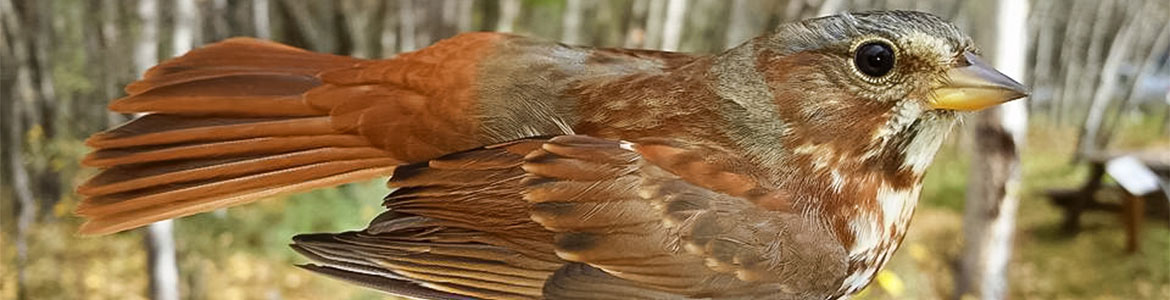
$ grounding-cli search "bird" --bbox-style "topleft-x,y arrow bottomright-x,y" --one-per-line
77,10 -> 1027,300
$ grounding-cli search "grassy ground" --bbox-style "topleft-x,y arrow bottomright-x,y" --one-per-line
1,180 -> 390,300
2,121 -> 1168,300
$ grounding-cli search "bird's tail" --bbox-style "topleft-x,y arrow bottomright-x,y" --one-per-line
76,38 -> 399,234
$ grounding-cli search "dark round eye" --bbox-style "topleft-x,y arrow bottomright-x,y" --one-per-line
854,41 -> 896,78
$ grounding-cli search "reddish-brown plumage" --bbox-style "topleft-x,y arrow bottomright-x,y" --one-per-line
79,11 -> 1027,300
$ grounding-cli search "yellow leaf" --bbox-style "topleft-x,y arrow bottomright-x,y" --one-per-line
876,270 -> 905,297
53,198 -> 72,217
26,124 -> 44,143
909,243 -> 929,262
51,157 -> 67,171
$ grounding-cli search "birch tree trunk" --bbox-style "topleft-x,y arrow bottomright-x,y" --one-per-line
440,0 -> 463,37
397,0 -> 417,52
174,0 -> 197,54
0,1 -> 38,296
413,0 -> 442,51
16,0 -> 64,210
206,0 -> 230,41
958,0 -> 1029,299
1070,0 -> 1117,132
1122,18 -> 1170,116
643,0 -> 666,49
496,0 -> 520,33
253,0 -> 271,39
659,0 -> 687,51
1028,0 -> 1058,114
31,0 -> 58,149
1054,0 -> 1094,125
562,0 -> 584,44
454,0 -> 473,33
1078,0 -> 1150,157
816,0 -> 845,17
724,0 -> 757,48
139,1 -> 180,299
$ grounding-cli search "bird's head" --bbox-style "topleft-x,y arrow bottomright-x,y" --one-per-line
715,10 -> 1028,181
767,10 -> 1028,111
710,11 -> 1027,294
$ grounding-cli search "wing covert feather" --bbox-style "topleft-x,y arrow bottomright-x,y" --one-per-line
522,135 -> 848,298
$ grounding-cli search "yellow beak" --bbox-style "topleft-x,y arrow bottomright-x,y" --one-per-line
930,52 -> 1029,111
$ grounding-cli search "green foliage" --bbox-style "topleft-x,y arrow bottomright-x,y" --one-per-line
174,180 -> 388,263
920,140 -> 973,212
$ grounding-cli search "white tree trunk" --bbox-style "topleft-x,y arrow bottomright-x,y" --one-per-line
1124,18 -> 1170,113
0,1 -> 38,295
173,0 -> 196,54
134,0 -> 158,75
496,0 -> 520,33
816,0 -> 844,17
562,0 -> 584,44
139,1 -> 179,299
724,0 -> 754,48
659,0 -> 687,51
454,0 -> 473,33
958,0 -> 1029,299
1053,0 -> 1094,125
398,0 -> 416,51
643,0 -> 666,49
1078,0 -> 1151,157
145,220 -> 179,300
253,0 -> 271,39
412,0 -> 439,51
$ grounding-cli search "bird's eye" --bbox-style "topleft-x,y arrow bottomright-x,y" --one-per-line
853,41 -> 896,78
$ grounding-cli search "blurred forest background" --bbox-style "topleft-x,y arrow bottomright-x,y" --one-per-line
2,0 -> 1169,299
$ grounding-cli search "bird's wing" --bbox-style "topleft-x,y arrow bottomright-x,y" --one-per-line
524,136 -> 848,298
292,139 -> 563,300
77,33 -> 547,234
290,135 -> 846,300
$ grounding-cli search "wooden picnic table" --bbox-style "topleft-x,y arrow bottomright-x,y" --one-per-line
1047,148 -> 1169,253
